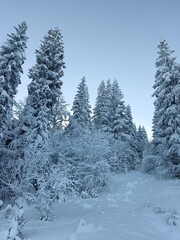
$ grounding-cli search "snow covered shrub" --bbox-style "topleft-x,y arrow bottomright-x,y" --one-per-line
0,199 -> 3,209
58,129 -> 112,198
19,150 -> 74,221
141,155 -> 157,173
1,147 -> 74,221
167,211 -> 179,226
6,198 -> 26,240
5,204 -> 13,219
31,161 -> 75,221
0,150 -> 20,201
110,140 -> 138,173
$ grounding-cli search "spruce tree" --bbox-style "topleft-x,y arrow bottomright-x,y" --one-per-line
50,95 -> 69,131
0,22 -> 27,142
124,105 -> 140,169
93,80 -> 107,129
66,77 -> 91,134
16,27 -> 65,153
0,22 -> 27,200
103,79 -> 113,133
152,40 -> 180,177
112,80 -> 127,139
135,125 -> 149,160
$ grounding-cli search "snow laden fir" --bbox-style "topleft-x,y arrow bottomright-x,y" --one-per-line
0,23 -> 180,239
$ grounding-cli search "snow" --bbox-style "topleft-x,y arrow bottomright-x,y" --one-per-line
1,171 -> 180,239
0,200 -> 3,207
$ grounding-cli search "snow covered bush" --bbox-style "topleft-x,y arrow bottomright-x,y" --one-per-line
0,200 -> 3,209
5,204 -> 13,219
6,198 -> 26,240
30,157 -> 75,221
56,129 -> 112,198
141,155 -> 157,173
109,139 -> 139,173
1,147 -> 74,221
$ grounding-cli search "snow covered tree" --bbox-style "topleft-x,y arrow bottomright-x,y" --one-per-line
13,98 -> 26,121
135,125 -> 149,160
125,105 -> 140,169
93,80 -> 107,129
0,22 -> 27,142
50,95 -> 69,132
93,79 -> 127,136
65,77 -> 91,135
152,40 -> 180,178
15,27 -> 65,153
0,22 -> 27,200
102,79 -> 113,133
111,80 -> 127,139
110,104 -> 139,172
152,40 -> 175,146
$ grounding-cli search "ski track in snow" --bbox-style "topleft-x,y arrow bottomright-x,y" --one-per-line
1,171 -> 180,240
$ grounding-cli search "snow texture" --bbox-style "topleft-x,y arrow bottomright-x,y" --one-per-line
1,172 -> 180,240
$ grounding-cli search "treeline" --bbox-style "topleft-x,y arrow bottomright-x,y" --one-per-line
0,22 -> 179,222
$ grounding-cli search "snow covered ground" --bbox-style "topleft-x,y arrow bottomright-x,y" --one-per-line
1,171 -> 180,240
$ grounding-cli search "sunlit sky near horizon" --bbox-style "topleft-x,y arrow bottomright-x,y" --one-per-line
1,0 -> 180,138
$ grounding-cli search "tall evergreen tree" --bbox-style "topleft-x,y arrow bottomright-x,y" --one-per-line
112,80 -> 127,139
103,79 -> 113,133
0,22 -> 27,199
15,28 -> 65,153
93,80 -> 107,129
66,77 -> 91,134
50,95 -> 69,131
135,125 -> 149,160
124,105 -> 140,169
0,22 -> 27,142
152,40 -> 180,177
125,105 -> 136,136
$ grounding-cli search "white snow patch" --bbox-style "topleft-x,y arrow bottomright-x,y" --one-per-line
1,172 -> 180,239
76,218 -> 95,233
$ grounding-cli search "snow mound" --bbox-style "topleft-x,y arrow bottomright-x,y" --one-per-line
76,218 -> 95,233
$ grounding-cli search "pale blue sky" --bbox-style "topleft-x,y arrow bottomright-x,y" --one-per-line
0,0 -> 180,137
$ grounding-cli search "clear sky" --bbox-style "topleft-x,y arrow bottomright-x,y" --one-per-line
0,0 -> 180,137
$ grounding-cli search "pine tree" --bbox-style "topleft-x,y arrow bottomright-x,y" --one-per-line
0,22 -> 27,200
0,22 -> 27,142
112,80 -> 127,140
125,105 -> 136,138
93,80 -> 107,129
66,77 -> 91,134
102,79 -> 113,133
152,40 -> 180,177
15,27 -> 65,153
135,125 -> 149,160
50,95 -> 69,131
124,105 -> 140,169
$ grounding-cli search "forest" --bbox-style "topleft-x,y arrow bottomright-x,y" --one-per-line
0,22 -> 180,239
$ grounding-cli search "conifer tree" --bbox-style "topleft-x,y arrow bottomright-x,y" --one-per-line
66,77 -> 91,134
0,22 -> 27,142
135,125 -> 149,160
93,80 -> 107,129
50,95 -> 69,131
124,105 -> 140,169
112,80 -> 127,139
0,22 -> 27,200
102,79 -> 113,133
152,40 -> 180,177
125,105 -> 136,138
16,27 -> 65,153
